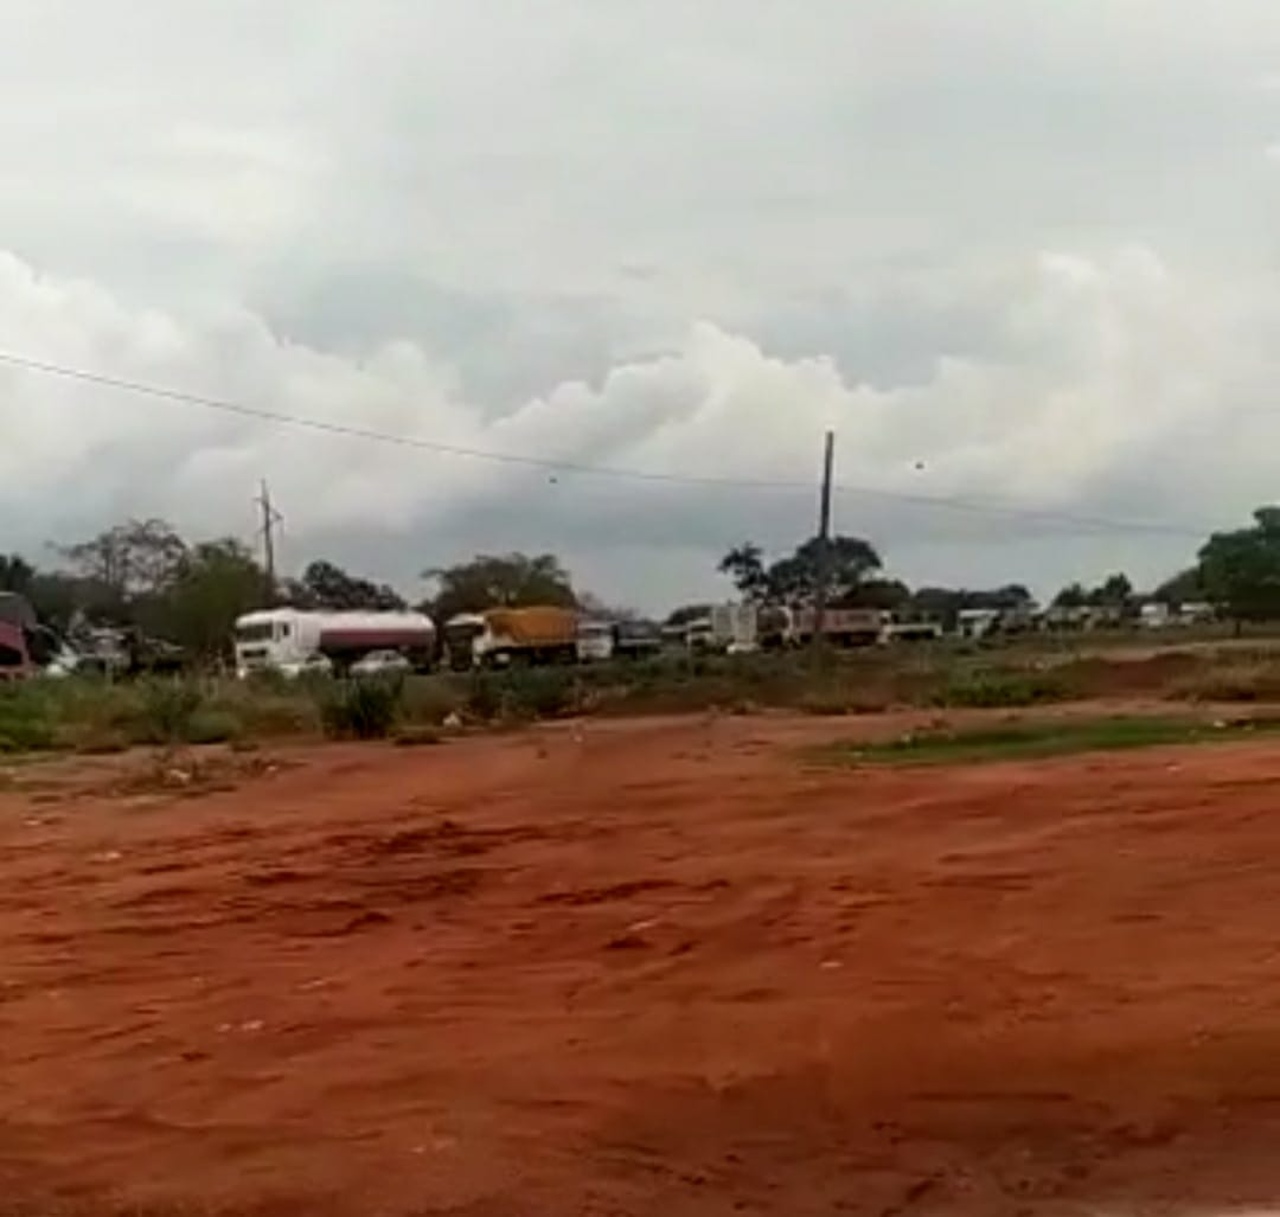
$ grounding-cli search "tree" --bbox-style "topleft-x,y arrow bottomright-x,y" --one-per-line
423,552 -> 576,622
58,518 -> 187,600
25,573 -> 117,633
845,577 -> 912,612
1092,572 -> 1133,608
1153,566 -> 1205,606
908,584 -> 1032,631
767,535 -> 883,605
718,534 -> 883,607
718,543 -> 769,602
297,559 -> 405,611
1053,582 -> 1089,609
161,540 -> 266,659
1197,506 -> 1280,623
665,603 -> 711,628
0,554 -> 34,593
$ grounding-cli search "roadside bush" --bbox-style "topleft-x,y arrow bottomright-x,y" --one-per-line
318,676 -> 403,739
499,666 -> 580,720
226,691 -> 318,737
1166,661 -> 1280,703
401,675 -> 464,726
185,707 -> 244,745
932,667 -> 1069,709
461,666 -> 581,722
0,685 -> 56,752
465,670 -> 504,721
136,679 -> 204,745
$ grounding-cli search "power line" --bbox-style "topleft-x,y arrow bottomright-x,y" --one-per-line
0,347 -> 1211,541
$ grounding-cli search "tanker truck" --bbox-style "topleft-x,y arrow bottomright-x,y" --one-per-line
233,608 -> 437,678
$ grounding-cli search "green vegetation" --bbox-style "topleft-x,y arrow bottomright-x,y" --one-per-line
5,637 -> 1280,759
930,667 -> 1070,709
318,676 -> 406,740
813,714 -> 1280,768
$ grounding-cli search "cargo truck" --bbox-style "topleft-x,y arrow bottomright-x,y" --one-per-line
756,605 -> 885,648
686,603 -> 758,653
444,606 -> 579,669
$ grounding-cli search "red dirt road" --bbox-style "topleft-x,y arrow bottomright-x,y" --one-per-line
5,713 -> 1280,1215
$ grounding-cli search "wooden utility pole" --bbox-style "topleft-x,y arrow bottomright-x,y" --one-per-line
812,430 -> 835,647
255,480 -> 283,604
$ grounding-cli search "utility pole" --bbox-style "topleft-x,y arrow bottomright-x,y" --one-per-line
812,430 -> 835,648
255,479 -> 284,604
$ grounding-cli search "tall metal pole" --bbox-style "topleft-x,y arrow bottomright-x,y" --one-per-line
812,430 -> 835,647
255,479 -> 282,604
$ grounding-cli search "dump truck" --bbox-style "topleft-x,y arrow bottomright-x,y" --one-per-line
448,606 -> 579,668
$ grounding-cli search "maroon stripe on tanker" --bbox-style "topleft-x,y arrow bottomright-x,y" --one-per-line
318,629 -> 432,650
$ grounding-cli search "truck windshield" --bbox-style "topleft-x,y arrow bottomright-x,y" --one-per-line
235,623 -> 274,643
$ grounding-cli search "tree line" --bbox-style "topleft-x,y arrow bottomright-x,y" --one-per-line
0,518 -> 581,662
710,505 -> 1280,629
3,503 -> 1280,662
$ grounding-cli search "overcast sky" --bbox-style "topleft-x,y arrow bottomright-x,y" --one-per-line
4,2 -> 1280,612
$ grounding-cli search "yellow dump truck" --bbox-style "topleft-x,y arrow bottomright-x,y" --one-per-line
451,605 -> 579,668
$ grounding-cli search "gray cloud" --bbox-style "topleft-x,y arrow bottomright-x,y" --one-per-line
3,2 -> 1280,611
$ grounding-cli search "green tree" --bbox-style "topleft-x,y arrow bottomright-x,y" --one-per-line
298,559 -> 406,611
718,542 -> 770,602
423,552 -> 576,622
846,577 -> 912,612
1091,572 -> 1133,608
161,539 -> 266,659
58,518 -> 187,601
1197,506 -> 1280,623
909,584 -> 1032,631
764,534 -> 883,605
1053,582 -> 1089,609
1153,566 -> 1205,606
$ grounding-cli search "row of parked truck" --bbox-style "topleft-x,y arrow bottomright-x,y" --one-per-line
230,602 -> 941,679
230,605 -> 667,679
2,593 -> 938,684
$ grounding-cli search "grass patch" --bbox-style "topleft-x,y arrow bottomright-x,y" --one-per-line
813,714 -> 1280,768
930,668 -> 1070,709
1165,661 -> 1280,703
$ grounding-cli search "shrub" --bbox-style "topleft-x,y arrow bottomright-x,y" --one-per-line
932,668 -> 1069,709
185,708 -> 244,745
500,667 -> 580,720
401,675 -> 463,726
318,677 -> 403,739
1166,662 -> 1280,703
465,670 -> 504,721
0,685 -> 56,752
136,679 -> 204,745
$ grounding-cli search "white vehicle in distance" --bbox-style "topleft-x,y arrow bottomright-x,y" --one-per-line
350,649 -> 412,678
233,608 -> 435,679
575,618 -> 615,663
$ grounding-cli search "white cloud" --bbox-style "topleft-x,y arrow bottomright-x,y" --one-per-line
2,2 -> 1280,608
1,242 -> 1275,610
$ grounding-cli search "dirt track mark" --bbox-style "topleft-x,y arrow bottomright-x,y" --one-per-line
538,879 -> 679,906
